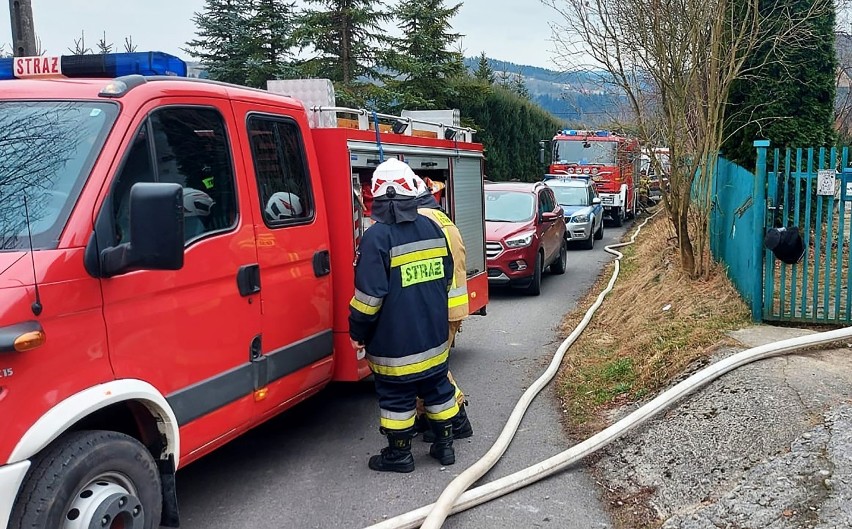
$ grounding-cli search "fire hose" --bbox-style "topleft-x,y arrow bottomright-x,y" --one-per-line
363,211 -> 852,529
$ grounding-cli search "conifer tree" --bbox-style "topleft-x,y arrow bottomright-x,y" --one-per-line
97,32 -> 113,54
246,0 -> 299,88
184,0 -> 251,86
512,71 -> 530,99
474,51 -> 495,84
495,69 -> 513,89
297,0 -> 390,85
387,0 -> 466,107
722,0 -> 837,168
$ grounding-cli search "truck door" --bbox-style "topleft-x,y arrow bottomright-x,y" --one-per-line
97,100 -> 263,459
235,106 -> 334,419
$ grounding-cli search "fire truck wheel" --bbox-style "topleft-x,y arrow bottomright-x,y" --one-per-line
613,208 -> 624,227
525,252 -> 543,296
550,240 -> 567,275
10,430 -> 162,529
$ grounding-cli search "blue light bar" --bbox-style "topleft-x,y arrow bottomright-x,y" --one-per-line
595,130 -> 610,137
0,51 -> 187,81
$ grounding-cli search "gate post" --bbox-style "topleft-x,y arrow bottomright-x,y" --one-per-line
753,139 -> 770,322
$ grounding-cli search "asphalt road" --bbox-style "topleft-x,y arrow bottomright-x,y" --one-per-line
173,224 -> 629,529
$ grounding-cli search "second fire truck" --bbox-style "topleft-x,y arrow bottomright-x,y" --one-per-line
547,129 -> 641,226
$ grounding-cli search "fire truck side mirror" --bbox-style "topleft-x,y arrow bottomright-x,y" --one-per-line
101,183 -> 186,277
539,142 -> 546,165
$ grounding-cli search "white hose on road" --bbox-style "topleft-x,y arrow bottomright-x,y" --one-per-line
363,211 -> 852,529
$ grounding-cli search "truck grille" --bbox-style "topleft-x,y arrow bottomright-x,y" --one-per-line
486,241 -> 503,259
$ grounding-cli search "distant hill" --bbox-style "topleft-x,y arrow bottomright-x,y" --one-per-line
463,57 -> 625,126
185,57 -> 623,125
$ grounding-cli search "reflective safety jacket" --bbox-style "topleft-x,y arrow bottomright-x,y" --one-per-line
418,207 -> 469,321
349,216 -> 453,382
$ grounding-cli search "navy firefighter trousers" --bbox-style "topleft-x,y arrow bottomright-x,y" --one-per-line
374,365 -> 459,433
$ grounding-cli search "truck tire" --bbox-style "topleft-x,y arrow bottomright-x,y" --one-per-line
613,207 -> 623,227
550,240 -> 567,274
10,430 -> 162,529
525,252 -> 543,296
628,194 -> 637,219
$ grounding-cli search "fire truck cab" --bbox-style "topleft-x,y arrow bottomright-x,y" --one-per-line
0,52 -> 487,529
548,129 -> 640,227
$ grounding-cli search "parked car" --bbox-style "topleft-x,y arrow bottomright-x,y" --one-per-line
485,181 -> 567,295
544,176 -> 604,249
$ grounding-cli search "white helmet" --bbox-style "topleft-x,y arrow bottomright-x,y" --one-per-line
371,158 -> 419,199
266,191 -> 303,220
183,187 -> 214,217
411,173 -> 429,196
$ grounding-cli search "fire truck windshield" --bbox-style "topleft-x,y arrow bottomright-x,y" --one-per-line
554,139 -> 617,165
0,101 -> 118,251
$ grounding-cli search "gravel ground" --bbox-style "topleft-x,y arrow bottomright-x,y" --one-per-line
591,326 -> 852,529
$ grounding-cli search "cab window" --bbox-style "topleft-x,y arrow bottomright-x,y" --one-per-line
246,115 -> 314,227
111,106 -> 238,244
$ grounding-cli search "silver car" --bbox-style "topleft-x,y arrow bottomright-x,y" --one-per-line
544,176 -> 604,249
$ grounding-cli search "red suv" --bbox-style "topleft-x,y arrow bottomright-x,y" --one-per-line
485,182 -> 567,295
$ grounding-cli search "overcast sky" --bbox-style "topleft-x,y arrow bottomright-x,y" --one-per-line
0,0 -> 559,69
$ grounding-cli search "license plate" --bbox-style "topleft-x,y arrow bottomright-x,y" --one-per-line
602,196 -> 614,204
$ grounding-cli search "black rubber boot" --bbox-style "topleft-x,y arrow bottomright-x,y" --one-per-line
428,420 -> 455,465
368,428 -> 415,473
423,405 -> 473,442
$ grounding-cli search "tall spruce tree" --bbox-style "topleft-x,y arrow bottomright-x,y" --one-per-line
474,51 -> 495,84
387,0 -> 466,107
297,0 -> 390,85
512,71 -> 530,99
245,0 -> 299,88
186,0 -> 299,88
722,0 -> 837,168
184,0 -> 251,85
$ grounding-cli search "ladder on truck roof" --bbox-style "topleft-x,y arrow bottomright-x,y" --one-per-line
265,78 -> 475,143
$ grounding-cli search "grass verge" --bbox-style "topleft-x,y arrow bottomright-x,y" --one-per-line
556,212 -> 751,439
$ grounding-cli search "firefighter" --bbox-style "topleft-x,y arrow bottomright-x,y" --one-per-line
349,158 -> 460,473
411,174 -> 474,443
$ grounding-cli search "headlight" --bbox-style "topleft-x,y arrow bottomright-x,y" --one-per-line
571,214 -> 590,223
505,231 -> 536,248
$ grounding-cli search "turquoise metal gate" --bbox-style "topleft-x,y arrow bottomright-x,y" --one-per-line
761,143 -> 852,323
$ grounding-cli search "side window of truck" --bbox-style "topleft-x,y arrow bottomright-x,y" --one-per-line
111,106 -> 238,245
246,115 -> 314,226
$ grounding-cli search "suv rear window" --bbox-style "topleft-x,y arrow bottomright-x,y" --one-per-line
0,101 -> 118,250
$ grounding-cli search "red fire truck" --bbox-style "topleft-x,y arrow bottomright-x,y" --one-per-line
547,129 -> 641,226
0,52 -> 487,529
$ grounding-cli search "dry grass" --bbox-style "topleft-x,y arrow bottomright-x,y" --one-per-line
556,213 -> 751,437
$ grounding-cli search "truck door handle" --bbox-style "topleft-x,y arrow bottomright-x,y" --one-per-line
236,264 -> 261,297
313,250 -> 331,277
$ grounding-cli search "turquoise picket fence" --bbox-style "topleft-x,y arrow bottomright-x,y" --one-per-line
708,141 -> 852,324
709,155 -> 764,317
762,145 -> 852,323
